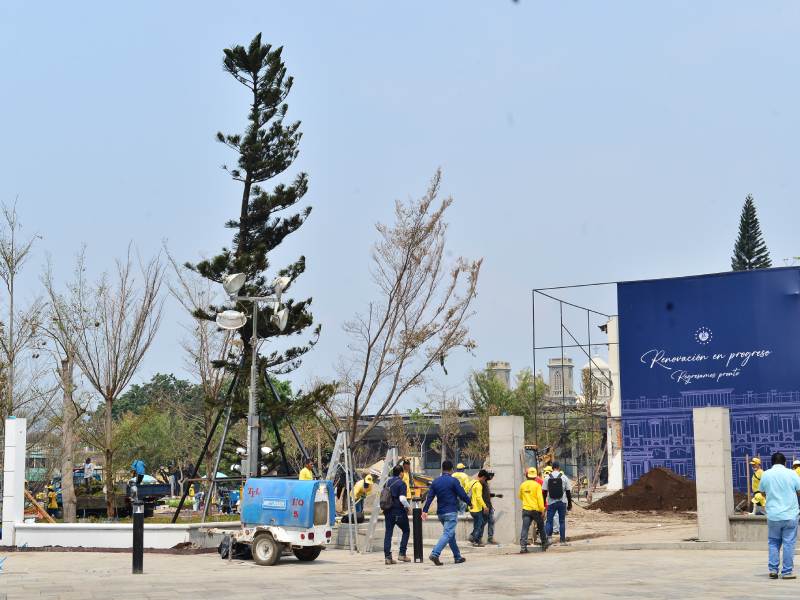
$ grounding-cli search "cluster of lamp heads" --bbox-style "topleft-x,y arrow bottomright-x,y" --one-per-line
216,273 -> 292,332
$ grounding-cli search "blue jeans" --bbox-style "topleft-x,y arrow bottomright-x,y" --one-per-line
487,508 -> 495,540
383,509 -> 409,559
431,512 -> 462,559
546,501 -> 567,542
470,511 -> 486,542
768,519 -> 797,575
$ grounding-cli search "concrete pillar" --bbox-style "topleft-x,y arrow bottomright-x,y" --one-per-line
693,407 -> 733,542
488,416 -> 524,545
2,417 -> 28,545
606,316 -> 624,490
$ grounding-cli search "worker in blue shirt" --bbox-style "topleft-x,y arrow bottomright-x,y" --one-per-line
422,459 -> 471,566
131,459 -> 146,486
759,452 -> 800,579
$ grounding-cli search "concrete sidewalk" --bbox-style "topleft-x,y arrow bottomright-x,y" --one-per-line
0,546 -> 795,599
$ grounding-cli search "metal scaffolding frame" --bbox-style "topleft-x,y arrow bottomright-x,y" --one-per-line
531,281 -> 618,487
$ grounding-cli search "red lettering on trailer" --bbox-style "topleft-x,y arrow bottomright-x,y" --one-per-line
291,497 -> 305,507
247,487 -> 261,497
293,511 -> 299,518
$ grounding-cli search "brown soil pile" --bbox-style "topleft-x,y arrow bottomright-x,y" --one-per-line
590,468 -> 696,512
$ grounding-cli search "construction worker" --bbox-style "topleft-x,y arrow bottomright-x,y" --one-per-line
467,470 -> 489,546
542,461 -> 572,545
752,491 -> 766,516
751,457 -> 763,494
401,459 -> 412,498
299,458 -> 315,481
543,465 -> 554,533
189,483 -> 197,511
519,467 -> 548,553
352,474 -> 373,514
793,459 -> 800,479
452,463 -> 470,514
383,464 -> 411,565
46,485 -> 59,518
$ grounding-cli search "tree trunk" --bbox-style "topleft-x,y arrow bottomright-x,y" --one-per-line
60,357 -> 77,523
104,400 -> 116,518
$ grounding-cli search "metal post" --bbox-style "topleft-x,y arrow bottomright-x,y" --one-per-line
171,359 -> 242,523
412,504 -> 423,562
247,303 -> 259,479
132,499 -> 144,574
202,404 -> 233,524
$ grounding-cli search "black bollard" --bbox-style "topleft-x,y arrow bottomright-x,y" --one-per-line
132,500 -> 144,574
412,505 -> 423,562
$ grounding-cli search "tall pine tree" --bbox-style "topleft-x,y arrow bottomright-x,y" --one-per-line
190,34 -> 318,381
731,194 -> 772,271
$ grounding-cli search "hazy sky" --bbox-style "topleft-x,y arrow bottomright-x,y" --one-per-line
2,2 -> 799,408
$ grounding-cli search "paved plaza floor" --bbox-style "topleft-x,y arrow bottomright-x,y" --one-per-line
0,546 -> 796,600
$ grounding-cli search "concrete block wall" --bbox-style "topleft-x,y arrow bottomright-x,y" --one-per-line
11,522 -> 239,549
488,416 -> 524,545
693,407 -> 734,542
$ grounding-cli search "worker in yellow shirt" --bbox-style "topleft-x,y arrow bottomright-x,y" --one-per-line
452,463 -> 470,514
792,459 -> 800,479
401,459 -> 412,498
751,491 -> 766,516
352,474 -> 373,515
299,458 -> 315,481
467,470 -> 489,547
46,485 -> 59,518
750,457 -> 763,493
519,467 -> 548,553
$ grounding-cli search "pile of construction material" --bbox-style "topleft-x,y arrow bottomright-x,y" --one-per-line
589,468 -> 696,512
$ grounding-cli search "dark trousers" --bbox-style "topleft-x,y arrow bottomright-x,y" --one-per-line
520,509 -> 546,548
545,501 -> 567,542
487,508 -> 495,540
384,509 -> 409,559
470,511 -> 486,542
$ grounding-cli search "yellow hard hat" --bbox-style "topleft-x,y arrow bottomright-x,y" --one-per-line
456,463 -> 466,470
543,465 -> 553,473
526,467 -> 538,478
750,457 -> 761,466
365,475 -> 374,485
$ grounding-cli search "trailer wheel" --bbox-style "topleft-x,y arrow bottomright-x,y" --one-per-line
293,546 -> 322,562
252,533 -> 280,566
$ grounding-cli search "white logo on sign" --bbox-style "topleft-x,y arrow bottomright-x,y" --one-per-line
694,327 -> 713,345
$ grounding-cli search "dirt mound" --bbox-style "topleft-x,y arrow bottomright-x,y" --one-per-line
589,467 -> 696,512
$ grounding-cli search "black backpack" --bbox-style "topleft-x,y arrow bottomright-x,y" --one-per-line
379,477 -> 395,511
548,473 -> 564,500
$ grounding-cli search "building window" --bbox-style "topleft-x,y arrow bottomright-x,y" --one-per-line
649,421 -> 660,438
782,417 -> 793,433
758,417 -> 769,435
734,419 -> 746,435
670,421 -> 682,438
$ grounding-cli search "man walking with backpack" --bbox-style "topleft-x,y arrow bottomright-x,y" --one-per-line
422,460 -> 472,566
382,464 -> 411,565
542,462 -> 572,545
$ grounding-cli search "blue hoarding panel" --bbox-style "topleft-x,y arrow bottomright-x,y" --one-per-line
618,268 -> 800,491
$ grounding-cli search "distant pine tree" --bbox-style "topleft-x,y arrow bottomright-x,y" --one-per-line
731,195 -> 772,271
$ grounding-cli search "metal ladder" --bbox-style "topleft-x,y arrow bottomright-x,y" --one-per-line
362,447 -> 399,554
326,431 -> 358,552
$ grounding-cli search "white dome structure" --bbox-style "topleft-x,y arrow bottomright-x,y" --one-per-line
579,355 -> 612,405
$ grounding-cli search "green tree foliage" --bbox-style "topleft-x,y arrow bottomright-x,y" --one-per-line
189,33 -> 319,378
731,194 -> 772,271
464,368 -> 549,464
113,373 -> 202,419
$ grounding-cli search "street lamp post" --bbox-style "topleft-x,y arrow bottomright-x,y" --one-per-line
216,274 -> 290,479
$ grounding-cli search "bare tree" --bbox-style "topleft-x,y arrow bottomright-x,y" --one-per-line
333,170 -> 481,446
386,412 -> 411,458
426,386 -> 462,464
0,203 -> 58,497
166,249 -> 236,478
41,260 -> 97,522
55,248 -> 164,517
